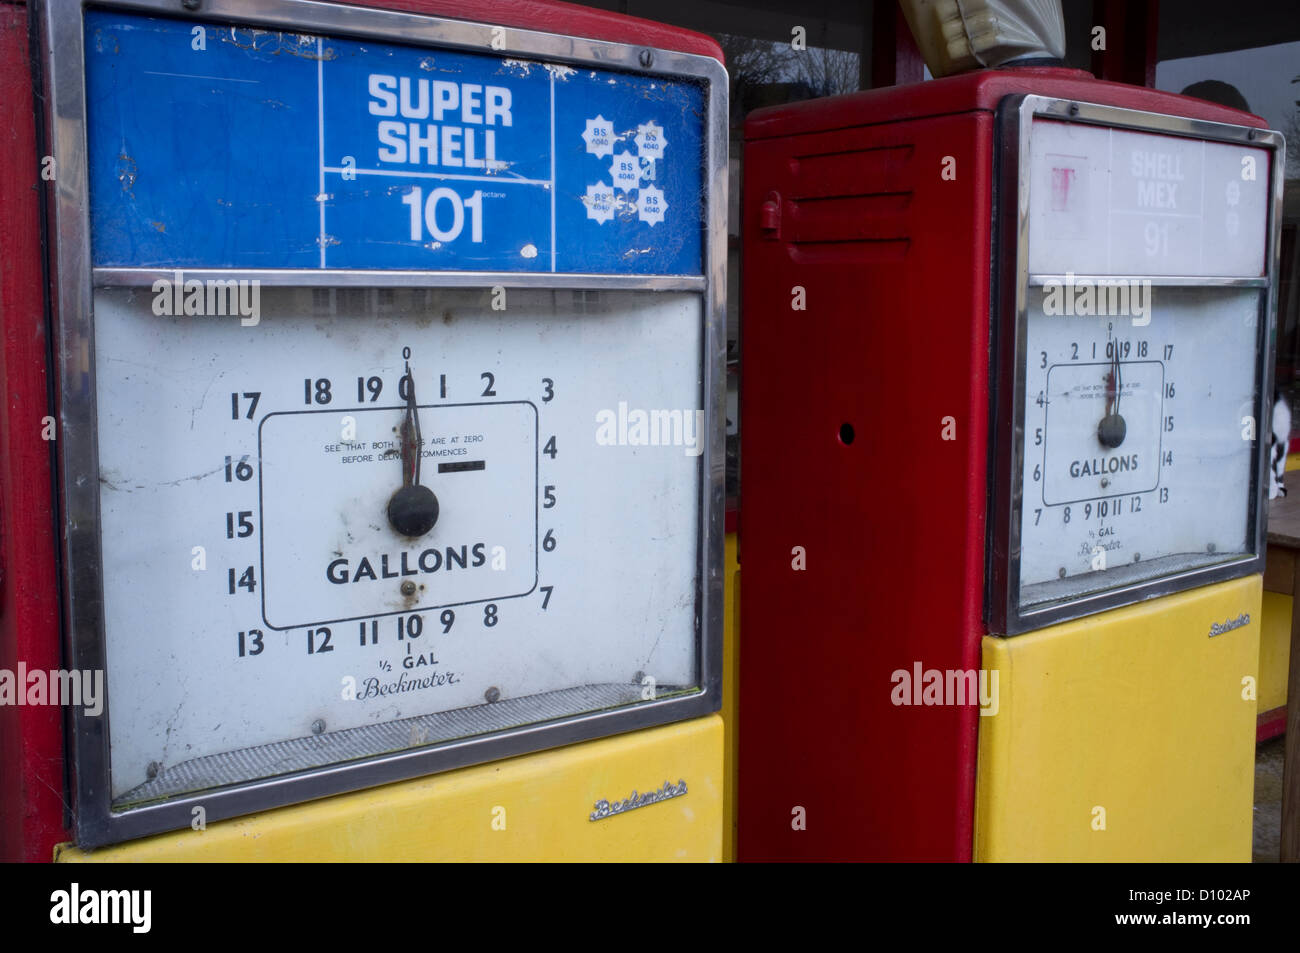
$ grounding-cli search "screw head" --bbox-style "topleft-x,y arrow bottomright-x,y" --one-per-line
484,686 -> 501,703
639,49 -> 654,68
311,718 -> 326,735
181,0 -> 201,10
400,580 -> 416,596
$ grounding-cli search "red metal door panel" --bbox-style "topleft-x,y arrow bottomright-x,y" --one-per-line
738,108 -> 993,862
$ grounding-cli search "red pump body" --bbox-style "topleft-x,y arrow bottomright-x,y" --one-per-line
737,67 -> 1267,862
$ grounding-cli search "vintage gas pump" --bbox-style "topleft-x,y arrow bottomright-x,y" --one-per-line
737,48 -> 1283,857
0,0 -> 726,861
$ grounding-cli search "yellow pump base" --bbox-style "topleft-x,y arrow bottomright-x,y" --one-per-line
55,715 -> 723,862
975,575 -> 1261,862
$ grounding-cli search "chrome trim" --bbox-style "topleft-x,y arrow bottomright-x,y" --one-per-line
987,95 -> 1284,635
71,0 -> 703,70
1028,274 -> 1268,288
44,0 -> 728,848
1032,97 -> 1287,149
94,268 -> 708,291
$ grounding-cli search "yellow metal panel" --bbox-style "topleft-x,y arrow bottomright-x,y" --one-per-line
721,531 -> 739,862
1259,590 -> 1293,713
1286,453 -> 1300,473
55,715 -> 724,862
975,576 -> 1260,862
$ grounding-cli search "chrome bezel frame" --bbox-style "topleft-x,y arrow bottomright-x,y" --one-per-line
41,0 -> 728,847
987,95 -> 1285,636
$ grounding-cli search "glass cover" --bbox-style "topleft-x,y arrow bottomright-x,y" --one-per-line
92,286 -> 704,804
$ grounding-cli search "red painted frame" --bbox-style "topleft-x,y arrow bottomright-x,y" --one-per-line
1260,706 -> 1287,743
0,1 -> 67,865
871,0 -> 924,88
1091,0 -> 1159,90
0,0 -> 720,862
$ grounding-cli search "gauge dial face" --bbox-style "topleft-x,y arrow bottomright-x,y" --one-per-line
1017,286 -> 1261,611
93,286 -> 705,803
259,400 -> 539,629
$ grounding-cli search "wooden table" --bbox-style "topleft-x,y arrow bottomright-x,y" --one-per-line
1263,491 -> 1300,862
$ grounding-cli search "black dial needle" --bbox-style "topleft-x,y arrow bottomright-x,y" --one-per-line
387,361 -> 440,537
1098,343 -> 1127,449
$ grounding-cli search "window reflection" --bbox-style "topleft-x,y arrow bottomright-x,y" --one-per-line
719,33 -> 861,503
1156,38 -> 1300,437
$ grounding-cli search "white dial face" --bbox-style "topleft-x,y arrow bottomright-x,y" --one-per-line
92,286 -> 704,803
1018,286 -> 1260,610
260,401 -> 539,629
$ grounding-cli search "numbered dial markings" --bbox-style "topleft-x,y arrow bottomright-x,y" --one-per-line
93,287 -> 703,801
1018,287 -> 1259,605
260,401 -> 537,629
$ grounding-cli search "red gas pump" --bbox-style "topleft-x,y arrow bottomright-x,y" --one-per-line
738,66 -> 1281,861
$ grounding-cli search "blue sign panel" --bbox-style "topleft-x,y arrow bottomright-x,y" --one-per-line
84,11 -> 706,275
